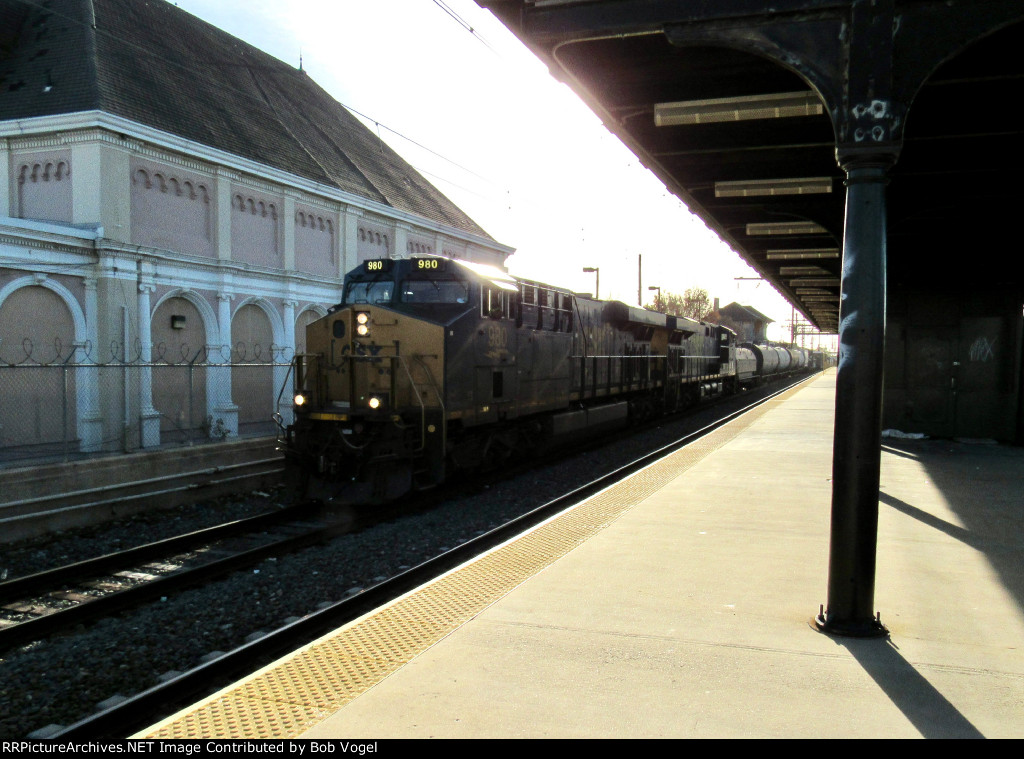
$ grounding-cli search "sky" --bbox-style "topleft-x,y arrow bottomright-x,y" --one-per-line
172,0 -> 822,345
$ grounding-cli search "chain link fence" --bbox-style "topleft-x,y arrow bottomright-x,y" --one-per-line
0,338 -> 293,466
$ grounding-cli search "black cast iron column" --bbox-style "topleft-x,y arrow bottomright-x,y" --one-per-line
816,160 -> 891,637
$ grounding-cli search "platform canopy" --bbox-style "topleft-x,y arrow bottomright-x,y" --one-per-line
476,0 -> 1024,333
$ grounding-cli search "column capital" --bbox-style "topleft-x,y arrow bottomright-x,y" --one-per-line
836,144 -> 900,174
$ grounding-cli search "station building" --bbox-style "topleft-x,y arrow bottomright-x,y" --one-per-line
0,0 -> 512,458
712,302 -> 773,345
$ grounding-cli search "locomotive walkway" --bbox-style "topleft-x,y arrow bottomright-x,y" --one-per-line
141,371 -> 1024,739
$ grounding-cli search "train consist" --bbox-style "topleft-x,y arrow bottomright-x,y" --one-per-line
280,256 -> 822,502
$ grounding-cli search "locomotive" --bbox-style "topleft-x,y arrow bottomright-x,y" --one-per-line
280,256 -> 813,503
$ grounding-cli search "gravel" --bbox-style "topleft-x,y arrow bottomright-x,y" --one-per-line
0,393 -> 767,739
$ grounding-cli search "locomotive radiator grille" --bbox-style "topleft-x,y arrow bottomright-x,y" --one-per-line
142,384 -> 804,739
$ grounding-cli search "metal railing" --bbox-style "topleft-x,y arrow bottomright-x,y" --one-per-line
0,339 -> 293,466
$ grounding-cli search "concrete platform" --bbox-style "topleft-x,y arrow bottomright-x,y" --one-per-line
1,437 -> 283,542
142,372 -> 1024,739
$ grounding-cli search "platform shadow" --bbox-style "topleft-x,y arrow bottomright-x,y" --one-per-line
880,439 -> 1024,621
837,636 -> 985,738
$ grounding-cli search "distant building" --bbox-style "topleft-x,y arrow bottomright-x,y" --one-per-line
713,303 -> 773,344
0,0 -> 512,458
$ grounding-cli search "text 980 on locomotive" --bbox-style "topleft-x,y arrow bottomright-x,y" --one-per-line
279,256 -> 813,504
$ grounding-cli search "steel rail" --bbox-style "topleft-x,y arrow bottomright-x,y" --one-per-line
0,504 -> 311,603
0,505 -> 335,652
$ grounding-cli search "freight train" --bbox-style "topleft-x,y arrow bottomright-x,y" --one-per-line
279,256 -> 820,502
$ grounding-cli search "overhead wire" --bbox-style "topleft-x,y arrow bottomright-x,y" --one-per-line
431,0 -> 498,54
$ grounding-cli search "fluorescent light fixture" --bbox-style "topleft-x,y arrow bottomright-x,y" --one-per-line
715,177 -> 832,198
790,278 -> 840,287
533,0 -> 590,7
746,221 -> 829,236
654,91 -> 823,126
779,266 -> 831,276
766,248 -> 840,260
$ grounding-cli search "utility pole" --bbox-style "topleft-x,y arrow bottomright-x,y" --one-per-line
638,254 -> 642,306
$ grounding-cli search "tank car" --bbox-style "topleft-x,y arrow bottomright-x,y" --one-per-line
280,256 -> 747,503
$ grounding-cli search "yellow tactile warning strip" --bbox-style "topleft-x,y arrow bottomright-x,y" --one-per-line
141,382 -> 808,739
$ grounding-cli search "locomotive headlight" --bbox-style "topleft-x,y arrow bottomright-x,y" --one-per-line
355,312 -> 370,337
294,393 -> 306,407
367,396 -> 382,410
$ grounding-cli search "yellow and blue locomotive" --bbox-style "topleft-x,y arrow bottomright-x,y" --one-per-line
282,256 -> 764,503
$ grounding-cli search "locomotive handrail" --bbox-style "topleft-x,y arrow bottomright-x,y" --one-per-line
569,354 -> 669,359
273,360 -> 298,433
570,294 -> 591,402
399,354 -> 443,454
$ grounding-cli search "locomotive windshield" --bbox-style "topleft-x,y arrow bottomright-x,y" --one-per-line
338,258 -> 473,314
343,280 -> 394,305
400,279 -> 469,304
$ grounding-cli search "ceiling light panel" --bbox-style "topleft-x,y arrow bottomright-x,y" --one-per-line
715,177 -> 832,197
746,222 -> 829,236
779,266 -> 831,276
790,277 -> 841,286
766,248 -> 840,260
654,91 -> 823,126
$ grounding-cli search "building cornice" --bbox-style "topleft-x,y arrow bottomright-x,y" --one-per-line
0,217 -> 102,255
97,239 -> 344,292
1,111 -> 515,258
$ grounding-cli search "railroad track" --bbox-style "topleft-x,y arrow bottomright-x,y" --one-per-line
47,373 -> 817,739
0,452 -> 286,544
0,502 -> 343,653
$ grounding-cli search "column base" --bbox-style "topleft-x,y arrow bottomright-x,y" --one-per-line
210,404 -> 239,439
813,607 -> 889,638
79,413 -> 105,452
140,409 -> 161,448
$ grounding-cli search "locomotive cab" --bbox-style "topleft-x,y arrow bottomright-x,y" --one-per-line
284,256 -> 515,502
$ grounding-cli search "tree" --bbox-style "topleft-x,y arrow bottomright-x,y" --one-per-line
681,287 -> 711,320
645,286 -> 712,320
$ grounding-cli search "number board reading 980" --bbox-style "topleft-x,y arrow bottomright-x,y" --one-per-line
412,258 -> 447,272
363,259 -> 393,273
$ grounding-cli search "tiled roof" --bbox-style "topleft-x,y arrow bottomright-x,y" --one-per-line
719,302 -> 774,324
0,0 -> 493,240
